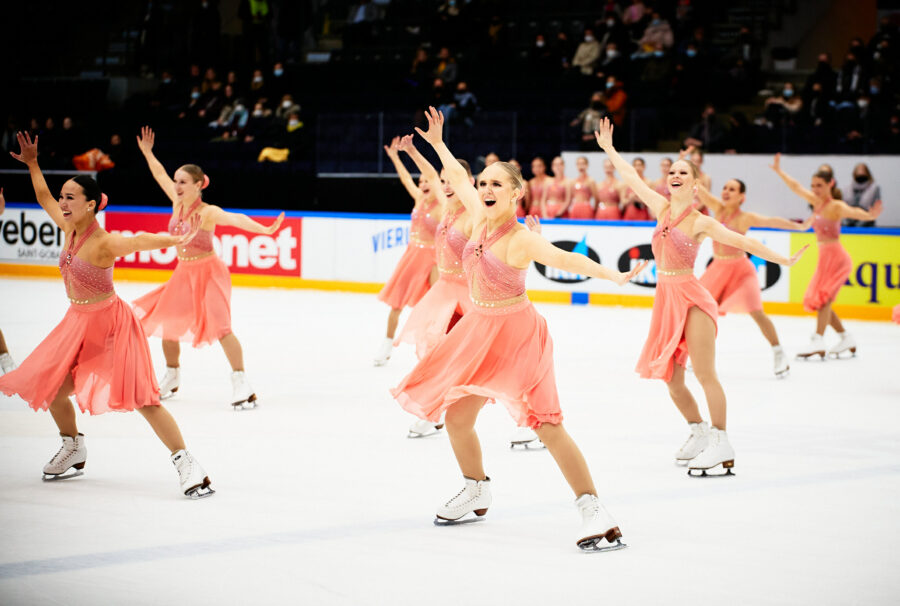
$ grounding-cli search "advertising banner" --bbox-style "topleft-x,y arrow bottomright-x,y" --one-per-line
0,207 -> 104,265
301,215 -> 410,282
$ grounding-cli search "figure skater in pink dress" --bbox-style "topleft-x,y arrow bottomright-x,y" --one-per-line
595,119 -> 807,476
133,127 -> 284,410
540,156 -> 571,219
373,136 -> 442,366
594,159 -> 622,220
652,157 -> 672,202
696,180 -> 812,376
0,132 -> 214,498
770,154 -> 882,359
393,108 -> 647,551
527,157 -> 550,217
620,157 -> 651,220
567,156 -> 597,219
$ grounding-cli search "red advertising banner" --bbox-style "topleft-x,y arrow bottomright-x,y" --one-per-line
104,211 -> 302,277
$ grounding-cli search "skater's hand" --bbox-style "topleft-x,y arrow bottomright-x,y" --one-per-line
616,260 -> 649,285
175,214 -> 202,245
769,153 -> 781,172
799,214 -> 814,230
263,212 -> 285,234
10,131 -> 38,165
593,117 -> 615,151
414,106 -> 445,147
525,214 -> 541,234
136,126 -> 155,154
870,198 -> 883,219
397,134 -> 416,153
785,243 -> 809,266
678,145 -> 696,160
383,136 -> 401,158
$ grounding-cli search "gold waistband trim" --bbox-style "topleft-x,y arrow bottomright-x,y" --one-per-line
178,251 -> 216,262
69,292 -> 115,305
713,253 -> 745,260
657,268 -> 693,276
439,267 -> 464,275
410,236 -> 435,248
471,293 -> 527,308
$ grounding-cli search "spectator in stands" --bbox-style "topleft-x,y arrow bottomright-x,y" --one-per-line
553,31 -> 575,70
530,34 -> 559,76
268,62 -> 287,103
433,47 -> 458,84
225,70 -> 242,98
57,117 -> 83,168
243,101 -> 274,143
179,86 -> 205,121
572,29 -> 602,77
186,64 -> 203,92
835,51 -> 866,101
249,69 -> 267,104
684,103 -> 728,152
431,79 -> 454,116
637,11 -> 674,51
199,79 -> 226,120
484,152 -> 500,167
804,53 -> 837,99
596,12 -> 629,53
801,81 -> 833,150
869,39 -> 895,83
571,91 -> 610,150
622,0 -> 647,35
409,47 -> 432,89
275,94 -> 301,121
201,67 -> 220,94
841,163 -> 881,227
106,133 -> 130,168
604,77 -> 627,126
451,81 -> 478,127
840,92 -> 882,153
595,41 -> 627,82
40,117 -> 59,168
157,70 -> 181,112
764,82 -> 803,127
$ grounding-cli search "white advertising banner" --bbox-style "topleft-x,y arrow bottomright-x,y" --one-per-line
301,215 -> 412,282
0,207 -> 105,265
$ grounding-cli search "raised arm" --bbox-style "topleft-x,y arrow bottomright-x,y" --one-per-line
397,134 -> 447,209
695,184 -> 724,215
415,107 -> 482,222
694,215 -> 808,266
136,126 -> 178,205
511,229 -> 647,284
594,118 -> 667,217
205,206 -> 285,234
769,153 -> 818,206
744,211 -> 812,231
10,132 -> 66,230
101,215 -> 201,261
384,136 -> 422,202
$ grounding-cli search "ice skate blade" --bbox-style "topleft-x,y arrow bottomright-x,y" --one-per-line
407,423 -> 444,439
578,527 -> 626,552
774,367 -> 790,379
510,441 -> 546,450
828,349 -> 856,359
186,478 -> 215,499
433,509 -> 487,526
232,394 -> 258,411
42,469 -> 84,481
160,387 -> 178,400
796,352 -> 826,361
688,461 -> 735,478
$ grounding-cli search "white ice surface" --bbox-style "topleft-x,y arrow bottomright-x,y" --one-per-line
0,277 -> 898,605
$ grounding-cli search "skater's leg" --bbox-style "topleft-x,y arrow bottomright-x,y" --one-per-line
219,332 -> 245,371
0,328 -> 9,355
749,310 -> 779,347
815,304 -> 831,335
162,340 -> 181,367
667,363 -> 703,424
534,422 -> 596,497
48,374 -> 78,438
685,307 -> 727,430
137,405 -> 186,453
827,305 -> 845,333
386,308 -> 402,340
444,395 -> 487,480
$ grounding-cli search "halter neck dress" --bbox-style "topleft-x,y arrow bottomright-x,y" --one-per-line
803,200 -> 852,311
698,208 -> 762,315
377,198 -> 440,310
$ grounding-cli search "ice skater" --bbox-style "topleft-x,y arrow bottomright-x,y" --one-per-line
373,136 -> 442,366
595,119 -> 807,476
770,154 -> 882,359
539,156 -> 571,219
696,179 -> 812,376
393,108 -> 646,551
0,132 -> 213,498
134,126 -> 284,409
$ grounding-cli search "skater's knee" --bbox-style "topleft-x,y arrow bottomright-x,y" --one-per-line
445,397 -> 484,431
692,365 -> 719,387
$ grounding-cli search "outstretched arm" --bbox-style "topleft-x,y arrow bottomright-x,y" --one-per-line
744,211 -> 812,231
694,215 -> 808,266
415,107 -> 482,223
137,126 -> 178,205
769,153 -> 818,206
397,134 -> 447,209
383,136 -> 422,202
594,118 -> 667,217
695,184 -> 724,215
9,132 -> 66,230
510,229 -> 647,284
206,206 -> 285,234
835,199 -> 882,222
101,215 -> 201,261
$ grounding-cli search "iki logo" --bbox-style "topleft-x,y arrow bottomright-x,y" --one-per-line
618,244 -> 656,287
534,236 -> 600,283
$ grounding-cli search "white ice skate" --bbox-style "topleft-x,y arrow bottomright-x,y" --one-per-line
231,371 -> 257,410
827,331 -> 857,359
43,433 -> 87,481
509,426 -> 544,449
435,476 -> 491,525
170,449 -> 215,499
674,421 -> 709,465
688,427 -> 735,477
408,418 -> 444,438
0,352 -> 17,375
575,494 -> 626,552
773,345 -> 789,378
158,366 -> 180,400
796,334 -> 826,361
373,337 -> 393,366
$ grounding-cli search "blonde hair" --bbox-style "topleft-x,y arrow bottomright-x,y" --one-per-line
483,161 -> 525,191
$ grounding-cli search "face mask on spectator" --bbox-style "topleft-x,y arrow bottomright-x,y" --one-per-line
854,174 -> 869,183
163,77 -> 172,84
606,80 -> 615,89
274,69 -> 284,77
288,119 -> 300,127
584,35 -> 594,43
782,88 -> 793,98
873,52 -> 882,60
652,19 -> 662,26
606,19 -> 614,27
191,91 -> 200,99
858,99 -> 869,108
253,109 -> 264,117
686,49 -> 697,57
253,76 -> 263,84
653,50 -> 664,58
870,86 -> 880,95
282,100 -> 292,108
607,50 -> 618,59
536,40 -> 545,48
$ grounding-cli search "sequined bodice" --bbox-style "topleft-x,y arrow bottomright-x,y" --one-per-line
58,221 -> 114,302
463,217 -> 527,308
652,206 -> 698,272
572,178 -> 592,202
169,200 -> 214,258
436,206 -> 467,275
713,209 -> 744,257
813,202 -> 841,241
547,180 -> 567,201
410,199 -> 439,246
596,181 -> 620,205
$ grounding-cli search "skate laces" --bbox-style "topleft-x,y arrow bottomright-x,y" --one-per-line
173,452 -> 193,482
49,443 -> 72,465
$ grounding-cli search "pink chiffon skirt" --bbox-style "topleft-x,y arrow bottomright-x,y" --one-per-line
392,300 -> 562,429
594,204 -> 621,220
567,201 -> 594,219
636,274 -> 719,382
133,254 -> 232,348
699,256 -> 762,315
394,274 -> 474,358
803,241 -> 852,312
377,244 -> 435,310
543,201 -> 566,219
0,295 -> 160,414
623,203 -> 650,221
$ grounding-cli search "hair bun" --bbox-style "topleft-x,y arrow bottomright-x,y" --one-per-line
98,193 -> 109,211
202,175 -> 210,190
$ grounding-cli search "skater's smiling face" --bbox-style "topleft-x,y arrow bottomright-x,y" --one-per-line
603,159 -> 615,176
531,157 -> 546,177
477,163 -> 523,218
551,156 -> 565,178
173,168 -> 204,203
576,156 -> 589,174
720,179 -> 746,207
810,175 -> 834,201
59,180 -> 96,222
666,159 -> 697,197
418,175 -> 432,196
